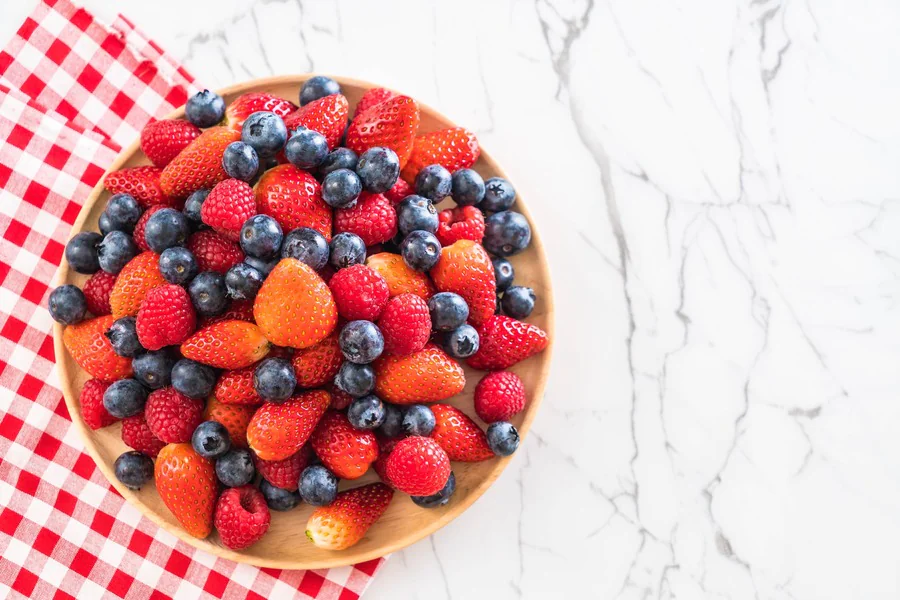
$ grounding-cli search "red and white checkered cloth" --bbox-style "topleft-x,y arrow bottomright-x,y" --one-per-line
0,1 -> 385,598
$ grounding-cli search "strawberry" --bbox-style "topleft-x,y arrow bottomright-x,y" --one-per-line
253,258 -> 338,349
186,230 -> 244,274
214,486 -> 271,550
366,252 -> 434,300
204,396 -> 254,448
353,87 -> 395,119
384,177 -> 413,204
385,436 -> 451,496
327,264 -> 389,321
145,387 -> 205,443
160,127 -> 239,199
140,119 -> 202,168
372,437 -> 399,487
374,344 -> 465,404
213,367 -> 262,406
436,206 -> 484,246
467,315 -> 549,371
180,320 -> 270,369
155,443 -> 217,538
121,413 -> 166,457
109,251 -> 167,318
79,379 -> 117,430
203,298 -> 255,326
327,382 -> 354,411
201,179 -> 257,241
345,95 -> 419,168
310,411 -> 378,480
254,165 -> 332,241
474,371 -> 526,423
430,240 -> 496,326
135,284 -> 196,350
254,445 -> 312,490
305,483 -> 393,550
334,192 -> 397,246
377,293 -> 431,356
63,315 -> 133,381
82,270 -> 116,316
430,404 -> 493,462
225,92 -> 296,132
400,127 -> 480,183
132,205 -> 165,252
104,166 -> 176,208
284,94 -> 349,150
247,390 -> 330,461
292,332 -> 342,388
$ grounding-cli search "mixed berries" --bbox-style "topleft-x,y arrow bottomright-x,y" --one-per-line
53,76 -> 548,552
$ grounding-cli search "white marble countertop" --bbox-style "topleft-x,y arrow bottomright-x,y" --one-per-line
5,0 -> 900,598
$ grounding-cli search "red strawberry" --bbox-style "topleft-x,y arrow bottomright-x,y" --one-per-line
284,94 -> 349,150
255,165 -> 332,241
354,87 -> 396,118
377,293 -> 431,356
385,177 -> 413,204
79,379 -> 117,429
160,127 -> 240,199
63,315 -> 133,381
155,443 -> 217,538
374,344 -> 465,404
82,270 -> 117,316
385,436 -> 451,496
430,404 -> 493,462
225,92 -> 296,132
213,366 -> 261,405
430,240 -> 496,326
247,390 -> 330,461
436,206 -> 484,246
400,127 -> 480,183
180,321 -> 270,369
109,252 -> 167,318
366,252 -> 434,300
254,445 -> 312,490
104,166 -> 177,208
327,383 -> 354,411
328,264 -> 389,321
214,486 -> 271,550
204,397 -> 254,448
474,371 -> 526,423
345,95 -> 419,168
201,179 -> 257,241
135,284 -> 196,350
372,437 -> 399,487
334,192 -> 397,246
140,119 -> 202,168
306,483 -> 393,550
186,230 -> 244,274
467,315 -> 549,371
121,413 -> 166,457
202,298 -> 255,326
145,387 -> 205,443
310,411 -> 378,480
132,205 -> 165,251
292,332 -> 343,388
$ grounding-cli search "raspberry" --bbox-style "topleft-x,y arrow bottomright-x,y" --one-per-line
201,179 -> 257,241
436,206 -> 485,246
384,436 -> 451,496
144,387 -> 204,443
334,192 -> 397,246
328,264 -> 390,321
474,371 -> 526,423
79,379 -> 117,430
132,205 -> 165,252
135,284 -> 196,351
253,445 -> 312,491
186,230 -> 244,274
214,486 -> 271,550
121,413 -> 167,457
82,271 -> 117,316
385,177 -> 413,204
376,293 -> 431,356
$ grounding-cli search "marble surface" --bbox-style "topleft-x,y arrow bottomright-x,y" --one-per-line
5,0 -> 900,598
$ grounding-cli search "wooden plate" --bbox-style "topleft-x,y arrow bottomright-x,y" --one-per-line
52,75 -> 554,569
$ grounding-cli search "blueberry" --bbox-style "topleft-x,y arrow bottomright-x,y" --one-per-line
105,194 -> 142,232
411,472 -> 456,508
443,324 -> 480,358
347,395 -> 386,429
481,177 -> 516,211
254,357 -> 296,402
103,379 -> 148,418
322,168 -> 362,208
105,316 -> 143,357
242,111 -> 288,158
492,257 -> 514,292
171,358 -> 217,399
415,164 -> 452,201
501,286 -> 535,319
402,404 -> 435,436
216,448 -> 255,487
319,148 -> 358,177
329,232 -> 366,269
400,230 -> 441,271
483,211 -> 532,257
487,422 -> 520,456
222,141 -> 259,181
282,227 -> 329,270
240,215 -> 283,259
144,208 -> 190,252
339,321 -> 384,364
300,75 -> 341,105
284,128 -> 328,169
377,403 -> 404,438
427,292 -> 469,331
334,362 -> 375,397
185,89 -> 225,128
244,256 -> 278,277
191,420 -> 231,459
48,285 -> 87,324
188,271 -> 228,316
356,147 -> 399,193
114,451 -> 154,490
451,169 -> 485,206
65,232 -> 102,274
183,189 -> 209,226
259,479 -> 302,511
299,465 -> 338,506
132,350 -> 175,389
396,195 -> 438,236
225,263 -> 264,300
98,231 -> 138,274
159,247 -> 198,285
98,212 -> 114,236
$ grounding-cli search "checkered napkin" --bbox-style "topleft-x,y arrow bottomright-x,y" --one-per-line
0,1 -> 384,598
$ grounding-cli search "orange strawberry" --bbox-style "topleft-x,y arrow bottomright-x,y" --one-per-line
366,252 -> 434,300
109,252 -> 167,319
305,483 -> 393,550
353,87 -> 396,118
430,240 -> 496,326
467,315 -> 549,370
283,94 -> 349,150
254,165 -> 332,241
225,92 -> 296,132
140,119 -> 201,168
213,366 -> 262,405
247,390 -> 331,461
253,258 -> 338,349
291,331 -> 342,388
400,127 -> 480,183
204,396 -> 254,448
63,315 -> 133,381
345,95 -> 419,168
373,344 -> 465,404
104,166 -> 177,208
310,411 -> 378,480
430,404 -> 493,462
160,127 -> 239,199
155,443 -> 217,538
180,320 -> 270,369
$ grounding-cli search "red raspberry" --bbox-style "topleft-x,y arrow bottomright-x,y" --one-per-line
474,371 -> 526,423
372,437 -> 399,488
334,192 -> 397,246
328,264 -> 390,321
140,119 -> 202,168
213,366 -> 262,405
135,284 -> 196,350
201,179 -> 256,241
132,205 -> 165,252
214,486 -> 271,550
317,264 -> 335,284
187,230 -> 244,274
82,271 -> 117,316
121,413 -> 166,457
144,387 -> 204,443
376,293 -> 431,356
385,177 -> 413,204
327,383 -> 354,410
436,206 -> 485,246
79,379 -> 117,430
253,445 -> 312,491
384,436 -> 451,496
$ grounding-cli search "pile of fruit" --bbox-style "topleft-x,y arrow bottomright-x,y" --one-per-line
50,76 -> 549,552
